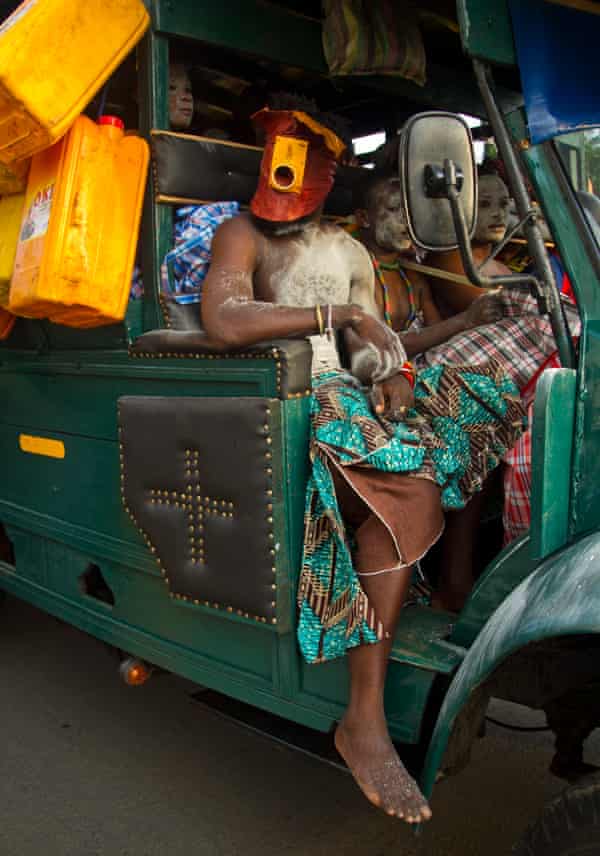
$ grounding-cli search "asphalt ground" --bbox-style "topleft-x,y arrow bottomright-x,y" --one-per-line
2,595 -> 598,856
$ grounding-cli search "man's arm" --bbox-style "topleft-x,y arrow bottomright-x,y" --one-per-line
201,217 -> 358,350
401,276 -> 504,358
401,274 -> 469,357
345,239 -> 414,417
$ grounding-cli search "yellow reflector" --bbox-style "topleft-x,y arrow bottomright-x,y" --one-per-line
19,433 -> 65,459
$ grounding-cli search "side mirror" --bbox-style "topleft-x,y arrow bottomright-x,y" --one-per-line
399,111 -> 477,252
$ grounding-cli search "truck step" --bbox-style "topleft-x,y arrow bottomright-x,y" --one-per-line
390,604 -> 467,674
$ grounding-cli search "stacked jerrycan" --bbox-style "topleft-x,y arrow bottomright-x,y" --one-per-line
0,0 -> 150,331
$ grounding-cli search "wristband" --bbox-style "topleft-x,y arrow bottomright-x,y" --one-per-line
398,360 -> 416,389
325,303 -> 334,342
315,303 -> 324,336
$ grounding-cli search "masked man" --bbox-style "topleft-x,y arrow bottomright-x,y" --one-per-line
201,102 -> 524,823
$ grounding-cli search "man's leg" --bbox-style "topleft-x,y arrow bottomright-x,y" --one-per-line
336,564 -> 431,822
433,472 -> 498,613
432,492 -> 484,612
329,474 -> 432,822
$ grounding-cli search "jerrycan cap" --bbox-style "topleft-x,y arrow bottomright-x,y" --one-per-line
98,115 -> 125,130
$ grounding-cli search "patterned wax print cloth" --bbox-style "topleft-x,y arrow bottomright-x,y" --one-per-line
297,362 -> 526,664
413,285 -> 579,545
160,202 -> 240,304
415,287 -> 580,392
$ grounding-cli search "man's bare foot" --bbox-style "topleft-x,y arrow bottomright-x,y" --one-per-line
335,718 -> 432,823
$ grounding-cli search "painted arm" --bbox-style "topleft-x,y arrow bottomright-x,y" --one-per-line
401,276 -> 504,358
345,241 -> 414,416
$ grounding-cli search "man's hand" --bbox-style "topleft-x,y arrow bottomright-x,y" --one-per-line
462,288 -> 503,330
349,309 -> 407,382
371,372 -> 415,421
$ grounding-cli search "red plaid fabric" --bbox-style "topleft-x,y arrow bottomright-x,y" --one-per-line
414,287 -> 580,544
416,288 -> 580,392
502,350 -> 563,543
503,403 -> 534,543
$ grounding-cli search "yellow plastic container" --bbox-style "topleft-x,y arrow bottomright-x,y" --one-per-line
0,157 -> 29,194
0,191 -> 24,296
0,0 -> 149,164
0,192 -> 22,339
9,115 -> 149,327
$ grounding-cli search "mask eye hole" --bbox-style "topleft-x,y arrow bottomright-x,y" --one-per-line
273,165 -> 295,189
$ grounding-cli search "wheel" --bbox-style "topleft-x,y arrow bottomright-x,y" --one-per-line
513,772 -> 600,855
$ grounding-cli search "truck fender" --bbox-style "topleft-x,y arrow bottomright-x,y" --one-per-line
420,530 -> 600,796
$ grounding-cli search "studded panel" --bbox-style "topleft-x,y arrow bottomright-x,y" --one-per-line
118,395 -> 280,624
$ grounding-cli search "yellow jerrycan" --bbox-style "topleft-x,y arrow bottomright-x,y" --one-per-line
0,158 -> 29,194
9,115 -> 149,327
0,191 -> 24,339
0,0 -> 149,164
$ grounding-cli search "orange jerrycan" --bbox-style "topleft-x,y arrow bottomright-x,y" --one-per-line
9,115 -> 149,327
0,306 -> 15,339
0,0 -> 149,164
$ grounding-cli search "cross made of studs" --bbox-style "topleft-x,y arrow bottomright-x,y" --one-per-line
148,448 -> 234,565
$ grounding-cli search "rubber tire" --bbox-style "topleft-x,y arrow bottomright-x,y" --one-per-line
513,772 -> 600,855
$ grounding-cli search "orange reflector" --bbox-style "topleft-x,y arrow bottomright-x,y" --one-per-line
119,657 -> 152,686
19,433 -> 65,459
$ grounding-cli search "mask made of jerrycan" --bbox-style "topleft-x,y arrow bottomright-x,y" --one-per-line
0,191 -> 25,339
8,115 -> 149,327
0,0 -> 149,164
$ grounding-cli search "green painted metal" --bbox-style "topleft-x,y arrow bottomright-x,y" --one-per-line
451,534 -> 537,648
0,317 -> 132,352
390,605 -> 465,674
153,0 -> 327,76
457,0 -> 517,67
0,556 -> 336,734
530,368 -> 577,559
421,530 -> 600,796
137,30 -> 170,332
516,132 -> 600,540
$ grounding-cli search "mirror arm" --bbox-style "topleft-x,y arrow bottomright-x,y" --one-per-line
472,58 -> 576,369
444,159 -> 539,292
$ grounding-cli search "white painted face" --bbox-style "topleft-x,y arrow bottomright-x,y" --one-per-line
371,179 -> 412,252
475,174 -> 511,243
169,63 -> 193,130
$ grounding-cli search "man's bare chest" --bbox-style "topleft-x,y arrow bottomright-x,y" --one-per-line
254,230 -> 356,308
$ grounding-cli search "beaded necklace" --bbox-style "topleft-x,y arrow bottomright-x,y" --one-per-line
369,252 -> 417,331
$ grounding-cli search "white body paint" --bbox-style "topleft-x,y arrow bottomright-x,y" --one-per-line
269,225 -> 373,309
267,225 -> 387,376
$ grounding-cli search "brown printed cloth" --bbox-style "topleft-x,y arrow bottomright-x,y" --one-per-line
297,362 -> 525,664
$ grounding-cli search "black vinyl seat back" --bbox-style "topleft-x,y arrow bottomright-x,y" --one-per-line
150,130 -> 363,331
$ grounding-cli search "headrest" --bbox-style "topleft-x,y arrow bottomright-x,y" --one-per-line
150,130 -> 363,216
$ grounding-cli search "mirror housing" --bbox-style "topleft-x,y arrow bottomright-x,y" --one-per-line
399,111 -> 477,252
